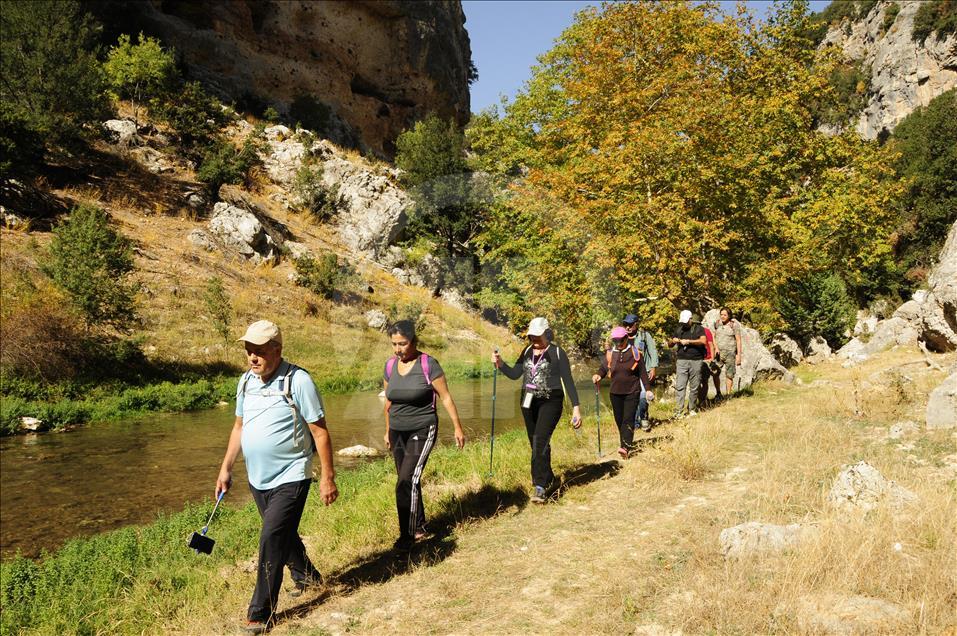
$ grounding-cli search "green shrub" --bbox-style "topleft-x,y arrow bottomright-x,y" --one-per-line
815,61 -> 870,127
912,0 -> 957,43
776,272 -> 857,348
0,0 -> 109,156
196,138 -> 262,198
103,33 -> 177,123
882,2 -> 900,32
294,253 -> 357,299
0,106 -> 45,179
151,81 -> 225,150
203,276 -> 232,345
386,299 -> 428,335
291,163 -> 340,221
889,89 -> 957,288
262,106 -> 280,123
40,204 -> 138,330
288,93 -> 332,134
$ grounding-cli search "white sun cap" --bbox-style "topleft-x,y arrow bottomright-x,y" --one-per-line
526,317 -> 550,336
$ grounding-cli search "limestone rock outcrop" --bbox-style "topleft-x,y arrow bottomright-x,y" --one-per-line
821,0 -> 957,139
828,461 -> 917,512
925,371 -> 957,430
792,593 -> 909,635
768,333 -> 803,368
836,220 -> 957,356
804,336 -> 832,364
719,522 -> 810,559
919,220 -> 957,352
91,0 -> 472,158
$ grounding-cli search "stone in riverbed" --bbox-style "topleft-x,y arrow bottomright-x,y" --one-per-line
337,444 -> 381,457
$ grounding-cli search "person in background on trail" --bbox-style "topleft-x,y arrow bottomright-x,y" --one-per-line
593,326 -> 651,458
713,307 -> 743,397
623,313 -> 658,430
383,320 -> 465,552
492,317 -> 582,503
669,310 -> 707,418
697,318 -> 722,406
216,320 -> 338,635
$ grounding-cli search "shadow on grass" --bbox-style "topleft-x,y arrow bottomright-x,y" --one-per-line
278,461 -> 629,624
276,484 -> 528,622
551,460 -> 621,500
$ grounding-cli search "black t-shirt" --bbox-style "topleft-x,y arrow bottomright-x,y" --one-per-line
672,324 -> 706,360
384,356 -> 444,431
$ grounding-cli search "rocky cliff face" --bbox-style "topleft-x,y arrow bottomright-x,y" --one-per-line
90,0 -> 471,158
821,0 -> 956,139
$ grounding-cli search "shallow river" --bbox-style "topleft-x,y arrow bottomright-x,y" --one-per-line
1,377 -> 615,558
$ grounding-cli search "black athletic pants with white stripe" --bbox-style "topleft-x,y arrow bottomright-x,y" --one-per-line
390,422 -> 437,540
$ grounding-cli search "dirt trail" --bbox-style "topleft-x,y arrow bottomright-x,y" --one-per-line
277,435 -> 757,635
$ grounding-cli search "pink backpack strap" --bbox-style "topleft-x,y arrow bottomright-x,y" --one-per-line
420,353 -> 432,386
385,356 -> 398,380
420,353 -> 437,411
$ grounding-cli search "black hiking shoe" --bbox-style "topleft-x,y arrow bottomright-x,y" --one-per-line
287,573 -> 323,598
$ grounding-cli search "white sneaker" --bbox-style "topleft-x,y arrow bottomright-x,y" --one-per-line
687,410 -> 698,417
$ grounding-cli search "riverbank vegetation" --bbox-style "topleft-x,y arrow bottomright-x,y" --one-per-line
2,347 -> 953,634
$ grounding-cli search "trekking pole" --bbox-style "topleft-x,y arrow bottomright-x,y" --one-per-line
594,384 -> 602,458
488,348 -> 498,476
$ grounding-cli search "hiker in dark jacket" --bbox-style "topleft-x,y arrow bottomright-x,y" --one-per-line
669,310 -> 707,418
383,320 -> 465,552
593,326 -> 651,458
493,317 -> 582,503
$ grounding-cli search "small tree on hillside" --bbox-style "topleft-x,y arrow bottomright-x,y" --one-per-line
41,204 -> 138,330
776,272 -> 856,348
0,0 -> 109,163
395,114 -> 488,258
104,33 -> 177,124
203,277 -> 232,346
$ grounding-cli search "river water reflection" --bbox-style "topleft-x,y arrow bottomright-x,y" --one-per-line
2,377 -> 614,558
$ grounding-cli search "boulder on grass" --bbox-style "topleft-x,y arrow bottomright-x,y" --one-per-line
768,333 -> 803,368
925,371 -> 957,430
719,521 -> 810,559
828,461 -> 917,512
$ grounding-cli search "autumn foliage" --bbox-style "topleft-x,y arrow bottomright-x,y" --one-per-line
468,0 -> 902,346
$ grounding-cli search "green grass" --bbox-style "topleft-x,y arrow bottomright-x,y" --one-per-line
0,426 -> 597,634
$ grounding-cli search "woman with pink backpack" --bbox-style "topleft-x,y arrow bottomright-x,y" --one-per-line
382,320 -> 465,552
592,326 -> 651,459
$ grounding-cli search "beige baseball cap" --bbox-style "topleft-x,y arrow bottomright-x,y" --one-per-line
238,320 -> 282,345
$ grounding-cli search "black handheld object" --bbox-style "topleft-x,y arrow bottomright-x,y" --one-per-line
189,490 -> 225,555
188,531 -> 216,554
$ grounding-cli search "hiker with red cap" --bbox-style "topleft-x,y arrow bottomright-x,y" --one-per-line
592,326 -> 651,458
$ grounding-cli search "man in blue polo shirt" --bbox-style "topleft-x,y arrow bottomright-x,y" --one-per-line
216,320 -> 338,634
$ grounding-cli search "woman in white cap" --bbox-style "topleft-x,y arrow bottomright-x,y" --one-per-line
592,326 -> 651,458
492,317 -> 582,503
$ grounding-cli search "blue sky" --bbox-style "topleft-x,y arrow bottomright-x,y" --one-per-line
463,0 -> 833,114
